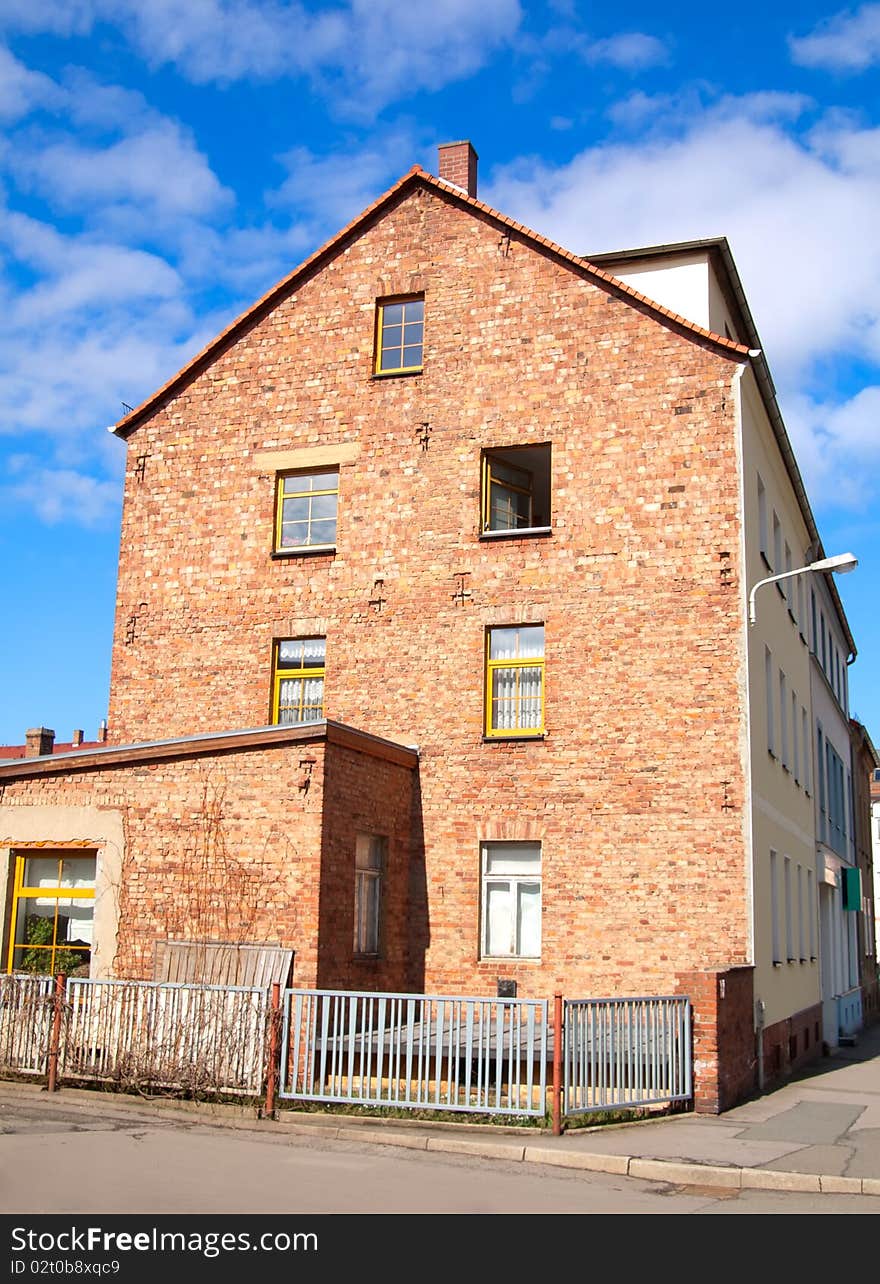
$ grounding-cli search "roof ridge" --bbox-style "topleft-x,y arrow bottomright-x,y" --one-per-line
112,166 -> 749,437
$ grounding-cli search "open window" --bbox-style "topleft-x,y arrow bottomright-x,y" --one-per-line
481,445 -> 551,536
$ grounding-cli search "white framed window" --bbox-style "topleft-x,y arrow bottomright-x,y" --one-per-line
792,690 -> 800,783
779,670 -> 789,769
797,864 -> 805,960
808,868 -> 816,958
480,841 -> 541,959
354,834 -> 385,956
784,856 -> 793,961
765,647 -> 775,757
802,708 -> 811,795
866,900 -> 875,958
757,475 -> 768,564
770,850 -> 781,964
784,542 -> 793,611
772,511 -> 782,580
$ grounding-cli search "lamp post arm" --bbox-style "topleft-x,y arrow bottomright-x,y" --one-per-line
748,567 -> 809,626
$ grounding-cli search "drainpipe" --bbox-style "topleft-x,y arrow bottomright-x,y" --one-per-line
755,997 -> 765,1092
732,359 -> 756,968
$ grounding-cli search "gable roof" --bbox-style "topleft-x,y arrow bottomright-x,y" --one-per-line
110,166 -> 751,440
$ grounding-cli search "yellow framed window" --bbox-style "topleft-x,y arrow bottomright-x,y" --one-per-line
375,296 -> 424,374
485,625 -> 545,737
275,470 -> 338,552
481,445 -> 551,534
7,851 -> 96,976
483,455 -> 533,531
273,637 -> 326,724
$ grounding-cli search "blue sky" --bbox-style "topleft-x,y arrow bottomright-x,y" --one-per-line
0,0 -> 878,747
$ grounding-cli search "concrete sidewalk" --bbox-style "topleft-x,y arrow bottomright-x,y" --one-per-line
2,1021 -> 879,1198
273,1020 -> 880,1197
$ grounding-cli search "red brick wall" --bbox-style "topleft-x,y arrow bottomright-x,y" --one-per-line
106,183 -> 749,1001
760,1003 -> 823,1090
678,966 -> 755,1113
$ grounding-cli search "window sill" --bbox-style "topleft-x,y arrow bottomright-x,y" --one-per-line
371,368 -> 423,380
483,733 -> 546,744
479,527 -> 553,542
353,953 -> 381,962
788,608 -> 797,624
760,551 -> 773,572
271,547 -> 336,561
479,956 -> 541,964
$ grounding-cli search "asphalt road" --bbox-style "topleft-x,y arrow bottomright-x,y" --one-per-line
2,1090 -> 878,1218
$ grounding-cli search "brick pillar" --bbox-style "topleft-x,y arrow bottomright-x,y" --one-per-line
25,727 -> 55,757
437,141 -> 478,198
676,966 -> 756,1113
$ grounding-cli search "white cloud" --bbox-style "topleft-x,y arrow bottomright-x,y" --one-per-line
108,0 -> 347,84
485,97 -> 880,375
1,0 -> 522,109
0,0 -> 97,36
784,387 -> 880,510
484,92 -> 880,512
789,3 -> 880,73
270,136 -> 416,231
584,32 -> 669,71
12,120 -> 232,221
0,211 -> 182,315
0,43 -> 59,119
2,460 -> 120,525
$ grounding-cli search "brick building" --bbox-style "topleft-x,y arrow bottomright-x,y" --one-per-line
0,140 -> 872,1111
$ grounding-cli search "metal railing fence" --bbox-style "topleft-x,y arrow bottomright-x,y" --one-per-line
279,988 -> 549,1117
0,974 -> 54,1074
563,995 -> 692,1114
1,976 -> 694,1121
60,977 -> 269,1095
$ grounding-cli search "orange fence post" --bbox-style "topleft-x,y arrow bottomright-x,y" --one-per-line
46,973 -> 65,1093
552,992 -> 563,1136
263,981 -> 281,1119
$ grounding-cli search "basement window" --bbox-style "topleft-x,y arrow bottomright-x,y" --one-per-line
480,445 -> 551,538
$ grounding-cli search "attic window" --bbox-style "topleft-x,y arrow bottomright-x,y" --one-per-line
375,296 -> 424,375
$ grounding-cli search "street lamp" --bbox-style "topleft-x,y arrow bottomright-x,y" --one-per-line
748,552 -> 858,625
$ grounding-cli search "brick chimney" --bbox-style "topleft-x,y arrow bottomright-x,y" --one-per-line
25,727 -> 55,757
72,729 -> 84,747
438,141 -> 478,198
